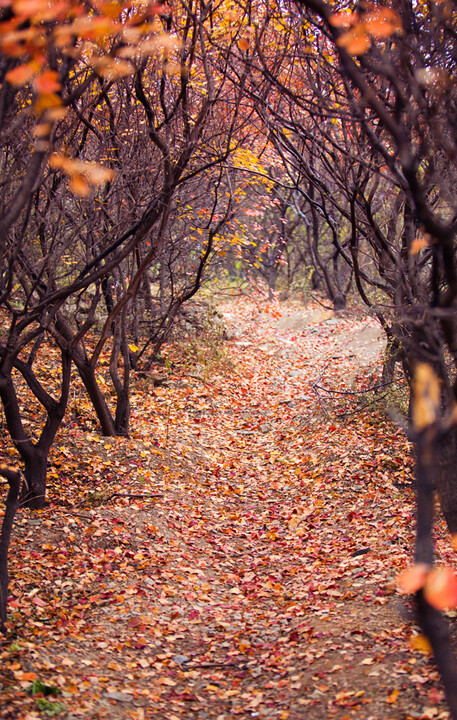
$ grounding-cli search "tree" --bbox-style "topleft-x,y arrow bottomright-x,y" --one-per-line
0,0 -> 250,505
280,0 -> 457,713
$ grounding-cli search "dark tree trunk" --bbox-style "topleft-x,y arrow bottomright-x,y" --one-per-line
332,292 -> 346,310
76,360 -> 116,436
101,276 -> 114,314
21,450 -> 48,510
414,425 -> 457,719
268,259 -> 278,301
54,313 -> 117,436
0,465 -> 22,631
110,308 -> 131,437
0,349 -> 71,509
436,431 -> 457,535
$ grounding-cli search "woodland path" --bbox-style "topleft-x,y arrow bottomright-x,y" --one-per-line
2,296 -> 454,720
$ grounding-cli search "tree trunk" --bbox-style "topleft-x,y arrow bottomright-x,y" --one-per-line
268,257 -> 278,300
54,313 -> 117,436
76,360 -> 116,436
332,292 -> 346,310
436,431 -> 457,534
0,465 -> 21,631
21,450 -> 47,510
110,309 -> 131,437
414,425 -> 457,719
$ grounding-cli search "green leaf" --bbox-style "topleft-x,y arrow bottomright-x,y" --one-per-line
28,679 -> 60,697
35,697 -> 66,716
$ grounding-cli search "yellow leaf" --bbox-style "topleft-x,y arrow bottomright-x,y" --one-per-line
413,363 -> 440,430
129,344 -> 139,353
34,92 -> 62,115
410,634 -> 432,655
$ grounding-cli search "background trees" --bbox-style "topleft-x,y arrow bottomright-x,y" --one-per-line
256,0 -> 457,712
0,0 -> 250,506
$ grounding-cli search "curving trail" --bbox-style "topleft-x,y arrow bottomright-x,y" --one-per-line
4,296 -> 453,719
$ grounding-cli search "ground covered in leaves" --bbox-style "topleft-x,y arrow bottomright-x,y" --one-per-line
0,295 -> 455,720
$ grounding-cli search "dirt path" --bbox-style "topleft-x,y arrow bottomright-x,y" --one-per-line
2,297 -> 453,720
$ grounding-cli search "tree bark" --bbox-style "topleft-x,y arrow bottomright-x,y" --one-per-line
76,360 -> 116,436
0,465 -> 21,632
21,451 -> 48,510
414,427 -> 457,719
0,349 -> 71,508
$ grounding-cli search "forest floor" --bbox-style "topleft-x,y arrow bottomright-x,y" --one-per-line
0,293 -> 455,720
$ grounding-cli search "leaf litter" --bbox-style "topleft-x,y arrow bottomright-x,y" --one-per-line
0,296 -> 453,720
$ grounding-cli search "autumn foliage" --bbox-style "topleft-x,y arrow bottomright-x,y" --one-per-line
2,0 -> 457,716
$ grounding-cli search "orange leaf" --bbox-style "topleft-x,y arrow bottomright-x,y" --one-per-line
81,163 -> 115,185
238,37 -> 250,51
364,8 -> 402,39
31,122 -> 51,138
71,15 -> 117,40
49,155 -> 115,187
329,12 -> 355,29
5,61 -> 39,86
12,0 -> 49,17
424,567 -> 457,610
46,107 -> 67,121
92,58 -> 134,80
386,688 -> 399,704
20,672 -> 38,681
34,92 -> 62,115
34,70 -> 61,94
397,563 -> 429,594
69,173 -> 91,197
336,26 -> 371,56
410,236 -> 430,255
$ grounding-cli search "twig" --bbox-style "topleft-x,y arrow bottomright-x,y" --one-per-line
309,293 -> 334,311
182,662 -> 248,670
313,380 -> 393,396
99,492 -> 164,503
333,392 -> 390,418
